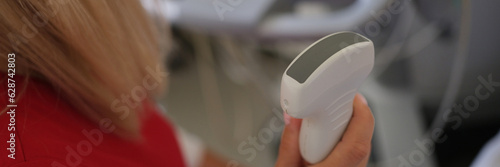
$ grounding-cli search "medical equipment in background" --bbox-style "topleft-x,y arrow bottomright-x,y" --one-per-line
281,32 -> 374,163
149,0 -> 387,38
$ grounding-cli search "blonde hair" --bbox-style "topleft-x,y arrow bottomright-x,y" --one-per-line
0,0 -> 167,137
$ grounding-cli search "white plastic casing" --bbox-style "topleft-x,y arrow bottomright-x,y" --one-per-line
280,32 -> 374,164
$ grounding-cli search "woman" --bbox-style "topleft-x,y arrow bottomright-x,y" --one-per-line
0,0 -> 374,166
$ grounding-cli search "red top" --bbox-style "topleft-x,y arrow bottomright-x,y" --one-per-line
0,75 -> 186,167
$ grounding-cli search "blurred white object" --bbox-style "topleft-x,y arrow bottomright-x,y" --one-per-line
143,0 -> 388,38
141,0 -> 181,21
471,131 -> 500,167
160,0 -> 275,34
259,0 -> 388,38
176,127 -> 205,167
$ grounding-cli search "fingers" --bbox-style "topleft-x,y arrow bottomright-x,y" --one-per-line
277,94 -> 374,167
356,152 -> 371,167
275,112 -> 303,167
343,94 -> 374,146
317,93 -> 374,167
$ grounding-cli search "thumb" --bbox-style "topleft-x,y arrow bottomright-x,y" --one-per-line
275,112 -> 303,167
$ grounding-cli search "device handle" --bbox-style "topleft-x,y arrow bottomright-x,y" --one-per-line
299,92 -> 356,164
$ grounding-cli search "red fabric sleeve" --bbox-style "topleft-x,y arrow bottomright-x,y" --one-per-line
0,74 -> 186,167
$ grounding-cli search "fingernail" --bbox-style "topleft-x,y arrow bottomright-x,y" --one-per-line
359,94 -> 368,105
284,111 -> 291,125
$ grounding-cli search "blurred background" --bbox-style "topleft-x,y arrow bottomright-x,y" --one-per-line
145,0 -> 500,166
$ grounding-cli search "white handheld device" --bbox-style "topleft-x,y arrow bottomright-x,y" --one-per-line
280,32 -> 374,164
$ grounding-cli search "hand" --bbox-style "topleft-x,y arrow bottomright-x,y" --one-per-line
275,94 -> 375,167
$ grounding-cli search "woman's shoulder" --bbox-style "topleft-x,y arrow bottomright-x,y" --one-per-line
0,75 -> 105,166
0,75 -> 185,166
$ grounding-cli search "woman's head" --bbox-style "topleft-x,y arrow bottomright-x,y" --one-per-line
0,0 -> 168,137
